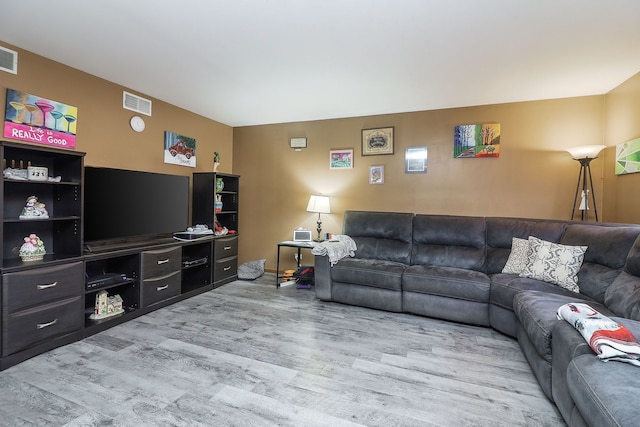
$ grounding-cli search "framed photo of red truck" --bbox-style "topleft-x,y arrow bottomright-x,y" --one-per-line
164,131 -> 196,167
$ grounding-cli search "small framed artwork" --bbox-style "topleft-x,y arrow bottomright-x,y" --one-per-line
369,165 -> 384,184
290,137 -> 307,149
362,127 -> 394,156
405,146 -> 428,173
329,149 -> 354,169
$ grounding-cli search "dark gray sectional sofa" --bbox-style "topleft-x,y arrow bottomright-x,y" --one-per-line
314,210 -> 640,427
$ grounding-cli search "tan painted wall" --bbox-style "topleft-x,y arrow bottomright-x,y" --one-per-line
4,41 -> 639,275
234,96 -> 607,272
603,72 -> 640,223
0,42 -> 233,196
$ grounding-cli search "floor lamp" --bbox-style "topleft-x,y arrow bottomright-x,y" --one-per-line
306,195 -> 331,241
567,145 -> 605,222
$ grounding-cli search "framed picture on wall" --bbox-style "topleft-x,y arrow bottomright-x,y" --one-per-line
330,149 -> 354,169
362,127 -> 394,156
405,146 -> 428,173
369,165 -> 384,184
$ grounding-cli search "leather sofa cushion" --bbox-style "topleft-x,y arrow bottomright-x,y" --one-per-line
605,236 -> 640,320
490,273 -> 577,311
485,217 -> 567,274
343,210 -> 413,264
403,265 -> 490,303
560,224 -> 640,304
605,271 -> 640,321
567,333 -> 640,427
561,224 -> 640,269
411,214 -> 485,270
331,258 -> 406,291
513,290 -> 609,363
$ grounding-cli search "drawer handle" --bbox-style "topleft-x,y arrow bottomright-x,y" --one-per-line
224,246 -> 232,250
223,266 -> 231,271
157,285 -> 169,291
37,281 -> 58,290
37,319 -> 58,329
157,259 -> 170,265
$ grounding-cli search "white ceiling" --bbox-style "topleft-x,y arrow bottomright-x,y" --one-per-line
2,1 -> 640,127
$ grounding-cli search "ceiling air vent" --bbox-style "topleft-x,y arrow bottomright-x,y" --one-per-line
0,46 -> 18,74
123,91 -> 152,116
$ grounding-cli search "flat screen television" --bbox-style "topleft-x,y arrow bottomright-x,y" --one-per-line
84,166 -> 189,245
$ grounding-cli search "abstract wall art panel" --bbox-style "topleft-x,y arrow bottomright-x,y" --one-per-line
615,137 -> 640,175
454,123 -> 500,158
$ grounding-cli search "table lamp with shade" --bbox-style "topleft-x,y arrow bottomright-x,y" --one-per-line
306,195 -> 331,241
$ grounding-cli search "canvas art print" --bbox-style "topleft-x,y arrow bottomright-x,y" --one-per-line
454,123 -> 501,158
615,137 -> 640,175
4,88 -> 78,149
330,149 -> 353,169
164,131 -> 196,167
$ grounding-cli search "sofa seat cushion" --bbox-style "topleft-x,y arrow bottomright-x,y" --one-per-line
552,317 -> 640,424
568,350 -> 640,427
403,264 -> 490,303
330,258 -> 406,291
514,290 -> 609,363
490,273 -> 579,311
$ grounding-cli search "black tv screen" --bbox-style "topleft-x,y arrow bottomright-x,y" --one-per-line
84,167 -> 189,243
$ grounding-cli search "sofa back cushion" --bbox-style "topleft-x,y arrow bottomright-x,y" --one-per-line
411,214 -> 486,270
560,223 -> 640,303
485,217 -> 567,274
343,210 -> 413,264
605,234 -> 640,320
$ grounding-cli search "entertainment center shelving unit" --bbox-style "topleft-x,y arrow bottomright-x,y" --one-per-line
0,141 -> 240,370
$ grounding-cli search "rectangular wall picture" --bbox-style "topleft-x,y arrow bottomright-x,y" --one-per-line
369,165 -> 384,184
454,123 -> 501,158
362,127 -> 394,155
330,149 -> 353,169
615,137 -> 640,175
4,88 -> 78,149
405,146 -> 428,173
164,131 -> 196,167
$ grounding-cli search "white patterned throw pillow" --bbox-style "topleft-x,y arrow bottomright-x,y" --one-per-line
519,236 -> 587,293
501,237 -> 531,274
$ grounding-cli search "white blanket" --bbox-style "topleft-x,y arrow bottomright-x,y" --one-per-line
557,303 -> 640,366
311,235 -> 357,266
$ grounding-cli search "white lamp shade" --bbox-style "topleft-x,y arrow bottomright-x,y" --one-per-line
566,145 -> 606,160
306,195 -> 331,214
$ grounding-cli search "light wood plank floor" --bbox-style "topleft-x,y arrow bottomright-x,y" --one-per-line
0,274 -> 565,426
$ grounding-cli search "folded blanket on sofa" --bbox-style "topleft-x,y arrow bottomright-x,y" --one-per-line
311,235 -> 357,266
557,303 -> 640,366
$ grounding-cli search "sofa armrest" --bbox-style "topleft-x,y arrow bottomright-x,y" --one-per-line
314,254 -> 332,301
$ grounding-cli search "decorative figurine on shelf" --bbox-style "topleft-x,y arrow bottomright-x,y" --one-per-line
19,195 -> 49,220
216,177 -> 224,192
215,194 -> 223,212
19,233 -> 46,262
214,219 -> 228,236
213,151 -> 220,172
89,290 -> 124,320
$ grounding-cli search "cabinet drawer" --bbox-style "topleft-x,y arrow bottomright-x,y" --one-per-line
3,261 -> 84,313
215,236 -> 238,258
214,256 -> 237,282
142,270 -> 181,307
141,246 -> 181,278
3,295 -> 83,357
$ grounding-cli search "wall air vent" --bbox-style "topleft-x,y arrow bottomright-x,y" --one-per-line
0,46 -> 18,74
123,91 -> 152,116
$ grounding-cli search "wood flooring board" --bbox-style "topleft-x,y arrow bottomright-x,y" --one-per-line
0,275 -> 564,426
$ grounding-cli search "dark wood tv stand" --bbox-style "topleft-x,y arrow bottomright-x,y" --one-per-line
0,141 -> 240,370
